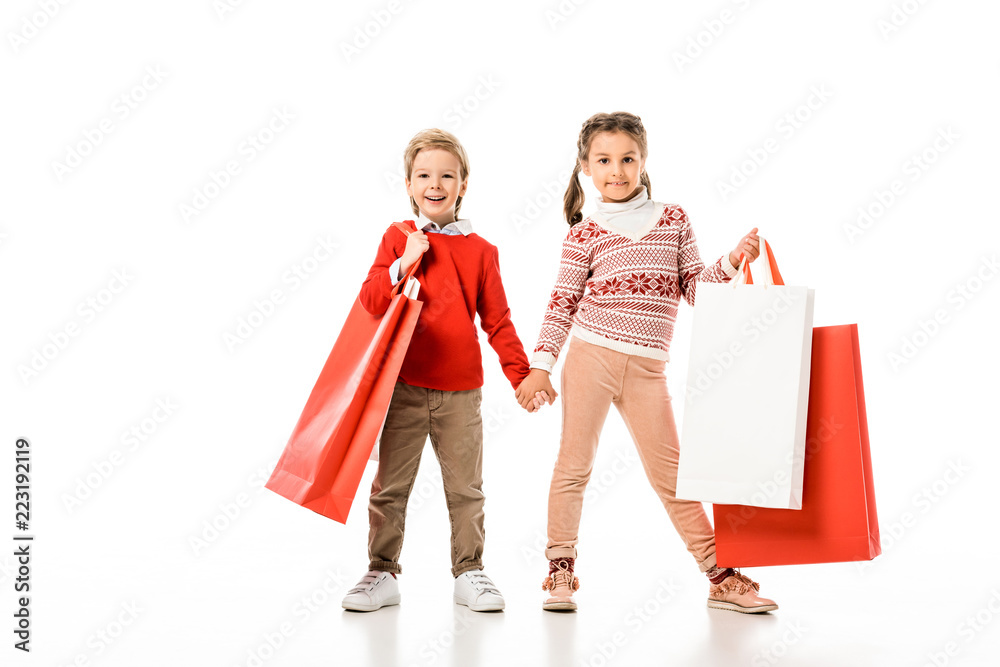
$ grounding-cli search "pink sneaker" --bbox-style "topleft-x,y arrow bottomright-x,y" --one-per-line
542,558 -> 579,611
707,571 -> 778,614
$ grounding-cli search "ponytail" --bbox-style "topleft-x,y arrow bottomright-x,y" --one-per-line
564,162 -> 585,226
641,170 -> 652,199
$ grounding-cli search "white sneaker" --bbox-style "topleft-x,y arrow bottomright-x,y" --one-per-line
454,569 -> 505,611
342,570 -> 400,612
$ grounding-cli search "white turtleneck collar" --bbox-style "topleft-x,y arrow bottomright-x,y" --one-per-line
590,186 -> 663,241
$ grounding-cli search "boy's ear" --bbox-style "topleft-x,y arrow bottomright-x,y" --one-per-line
404,178 -> 412,197
459,179 -> 468,197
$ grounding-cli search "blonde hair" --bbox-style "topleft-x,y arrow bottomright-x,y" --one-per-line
403,128 -> 471,219
564,112 -> 651,226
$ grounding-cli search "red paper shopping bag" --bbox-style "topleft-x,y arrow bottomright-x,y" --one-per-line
266,223 -> 422,523
713,324 -> 881,566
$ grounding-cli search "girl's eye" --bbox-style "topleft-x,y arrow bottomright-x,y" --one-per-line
598,158 -> 608,164
418,174 -> 428,178
623,157 -> 633,163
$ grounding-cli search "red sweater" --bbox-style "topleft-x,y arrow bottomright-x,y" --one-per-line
359,221 -> 530,391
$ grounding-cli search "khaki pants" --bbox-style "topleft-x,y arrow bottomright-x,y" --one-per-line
545,337 -> 717,572
368,381 -> 485,577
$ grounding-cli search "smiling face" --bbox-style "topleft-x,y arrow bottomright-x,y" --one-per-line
405,148 -> 468,225
581,131 -> 646,203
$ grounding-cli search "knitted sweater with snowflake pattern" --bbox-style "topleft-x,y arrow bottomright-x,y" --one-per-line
530,203 -> 738,370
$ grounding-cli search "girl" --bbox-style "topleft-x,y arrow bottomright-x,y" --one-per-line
515,112 -> 776,614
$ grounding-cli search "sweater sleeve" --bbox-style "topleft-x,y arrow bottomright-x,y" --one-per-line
476,245 -> 530,389
531,224 -> 592,370
676,206 -> 735,307
359,226 -> 406,316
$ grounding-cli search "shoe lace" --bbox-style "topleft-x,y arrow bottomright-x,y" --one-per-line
712,569 -> 760,595
732,569 -> 761,593
542,559 -> 580,592
348,572 -> 381,595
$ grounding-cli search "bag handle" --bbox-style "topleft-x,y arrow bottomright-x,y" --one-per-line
733,236 -> 785,287
389,221 -> 421,298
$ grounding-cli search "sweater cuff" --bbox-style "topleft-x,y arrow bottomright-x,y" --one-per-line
721,252 -> 739,278
529,351 -> 556,373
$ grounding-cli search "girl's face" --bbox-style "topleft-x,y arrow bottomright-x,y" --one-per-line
581,131 -> 645,203
405,148 -> 468,224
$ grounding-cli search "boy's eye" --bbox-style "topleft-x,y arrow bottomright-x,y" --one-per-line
443,174 -> 453,178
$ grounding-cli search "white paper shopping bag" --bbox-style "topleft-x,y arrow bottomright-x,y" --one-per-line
676,239 -> 814,509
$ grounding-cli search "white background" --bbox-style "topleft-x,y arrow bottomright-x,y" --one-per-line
3,1 -> 999,665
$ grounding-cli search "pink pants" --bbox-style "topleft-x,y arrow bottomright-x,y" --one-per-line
545,337 -> 717,572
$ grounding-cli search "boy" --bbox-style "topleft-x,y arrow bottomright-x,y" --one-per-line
341,129 -> 531,612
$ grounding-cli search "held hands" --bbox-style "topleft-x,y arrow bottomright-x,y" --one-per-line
728,227 -> 760,268
515,368 -> 558,413
530,391 -> 551,412
399,230 -> 430,279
